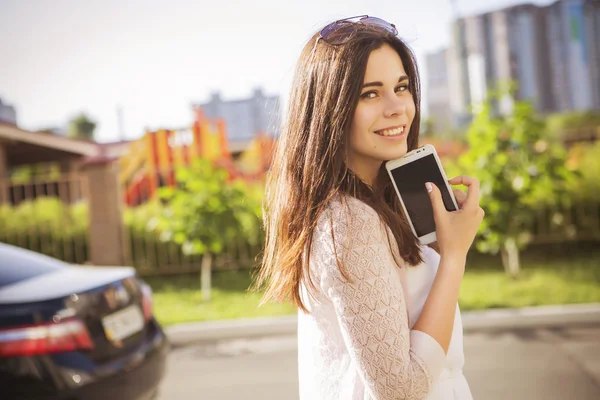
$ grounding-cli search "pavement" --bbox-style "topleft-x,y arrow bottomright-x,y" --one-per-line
158,322 -> 600,400
164,303 -> 600,347
158,304 -> 600,399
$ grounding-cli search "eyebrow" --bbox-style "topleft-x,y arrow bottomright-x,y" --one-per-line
362,75 -> 409,88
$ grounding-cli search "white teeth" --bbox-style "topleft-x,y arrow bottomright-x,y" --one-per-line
377,127 -> 404,136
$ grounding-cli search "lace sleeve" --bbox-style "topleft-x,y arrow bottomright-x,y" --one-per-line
312,198 -> 446,400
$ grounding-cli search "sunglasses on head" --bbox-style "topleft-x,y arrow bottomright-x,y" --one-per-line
318,15 -> 398,46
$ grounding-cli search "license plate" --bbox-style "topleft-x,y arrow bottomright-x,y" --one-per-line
102,305 -> 145,342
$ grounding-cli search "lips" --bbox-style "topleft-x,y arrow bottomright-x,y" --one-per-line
374,125 -> 406,137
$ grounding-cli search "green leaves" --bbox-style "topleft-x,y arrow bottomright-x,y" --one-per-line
151,159 -> 263,256
68,113 -> 97,140
458,84 -> 576,254
0,197 -> 88,238
566,142 -> 600,202
0,198 -> 89,263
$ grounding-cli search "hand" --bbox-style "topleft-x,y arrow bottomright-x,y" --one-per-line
426,176 -> 484,263
452,188 -> 467,209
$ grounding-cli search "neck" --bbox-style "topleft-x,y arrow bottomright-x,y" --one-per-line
347,158 -> 383,187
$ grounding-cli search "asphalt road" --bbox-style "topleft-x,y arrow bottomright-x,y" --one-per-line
158,324 -> 600,399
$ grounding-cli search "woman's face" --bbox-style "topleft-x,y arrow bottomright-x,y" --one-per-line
347,43 -> 416,184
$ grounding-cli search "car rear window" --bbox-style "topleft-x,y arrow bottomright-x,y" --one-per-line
0,243 -> 65,287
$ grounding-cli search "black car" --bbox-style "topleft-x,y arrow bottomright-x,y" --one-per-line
0,242 -> 169,400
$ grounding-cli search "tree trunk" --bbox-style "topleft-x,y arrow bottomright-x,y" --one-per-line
500,238 -> 521,278
238,237 -> 250,266
200,252 -> 213,302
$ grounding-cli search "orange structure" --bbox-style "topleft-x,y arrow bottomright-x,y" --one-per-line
420,138 -> 467,160
233,132 -> 276,180
119,109 -> 274,206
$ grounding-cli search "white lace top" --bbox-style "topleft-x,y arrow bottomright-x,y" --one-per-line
297,196 -> 473,400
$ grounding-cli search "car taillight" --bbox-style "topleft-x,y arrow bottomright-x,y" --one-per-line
0,318 -> 94,357
141,283 -> 153,321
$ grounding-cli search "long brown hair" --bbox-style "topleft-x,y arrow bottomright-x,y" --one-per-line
253,25 -> 424,313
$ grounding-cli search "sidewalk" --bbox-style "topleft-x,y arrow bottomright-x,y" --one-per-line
165,303 -> 600,348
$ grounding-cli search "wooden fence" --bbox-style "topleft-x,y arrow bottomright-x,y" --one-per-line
0,174 -> 89,264
1,175 -> 598,275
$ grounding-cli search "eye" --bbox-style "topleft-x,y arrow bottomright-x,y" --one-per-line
396,83 -> 410,93
360,90 -> 378,99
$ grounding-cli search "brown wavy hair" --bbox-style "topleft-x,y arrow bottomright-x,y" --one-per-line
253,24 -> 425,313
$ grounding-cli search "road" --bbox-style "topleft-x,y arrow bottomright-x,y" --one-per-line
158,324 -> 600,399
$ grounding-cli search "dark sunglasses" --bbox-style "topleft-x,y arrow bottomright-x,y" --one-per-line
318,15 -> 398,46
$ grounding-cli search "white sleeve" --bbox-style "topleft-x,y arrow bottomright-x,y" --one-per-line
312,199 -> 446,400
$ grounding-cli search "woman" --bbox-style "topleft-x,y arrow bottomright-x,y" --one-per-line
254,15 -> 484,400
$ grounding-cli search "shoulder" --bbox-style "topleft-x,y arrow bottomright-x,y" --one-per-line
313,196 -> 386,252
317,194 -> 380,227
315,195 -> 385,246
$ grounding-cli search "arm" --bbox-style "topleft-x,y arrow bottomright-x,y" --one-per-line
412,256 -> 464,353
313,200 -> 445,400
418,176 -> 484,353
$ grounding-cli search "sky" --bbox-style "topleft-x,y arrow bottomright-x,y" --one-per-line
0,0 -> 553,143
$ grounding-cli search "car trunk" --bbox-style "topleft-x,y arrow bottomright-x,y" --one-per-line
75,276 -> 149,364
0,265 -> 150,364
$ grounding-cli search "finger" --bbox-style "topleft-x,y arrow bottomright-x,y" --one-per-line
452,189 -> 467,208
448,175 -> 477,187
449,175 -> 480,209
425,182 -> 446,219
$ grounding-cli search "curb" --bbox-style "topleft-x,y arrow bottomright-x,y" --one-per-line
461,303 -> 600,333
165,315 -> 298,348
165,303 -> 600,348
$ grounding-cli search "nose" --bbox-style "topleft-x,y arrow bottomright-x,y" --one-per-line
383,93 -> 406,118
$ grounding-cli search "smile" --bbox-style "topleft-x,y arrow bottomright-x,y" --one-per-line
374,125 -> 406,137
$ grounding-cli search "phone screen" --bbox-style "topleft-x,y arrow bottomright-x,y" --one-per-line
390,154 -> 457,237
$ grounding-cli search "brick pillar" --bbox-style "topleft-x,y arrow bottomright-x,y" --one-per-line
0,141 -> 7,179
82,159 -> 130,266
0,141 -> 7,204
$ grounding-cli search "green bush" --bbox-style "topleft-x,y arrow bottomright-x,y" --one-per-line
565,142 -> 600,202
0,197 -> 88,262
546,110 -> 600,140
123,169 -> 265,272
0,174 -> 264,271
150,159 -> 262,257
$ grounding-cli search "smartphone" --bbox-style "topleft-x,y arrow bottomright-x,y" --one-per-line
385,144 -> 459,245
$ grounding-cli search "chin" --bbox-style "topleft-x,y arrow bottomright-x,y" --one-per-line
382,142 -> 408,161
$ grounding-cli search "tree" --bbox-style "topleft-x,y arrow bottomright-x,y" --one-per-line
565,142 -> 600,202
68,113 -> 97,140
421,117 -> 435,137
458,87 -> 575,278
546,110 -> 600,141
151,159 -> 262,301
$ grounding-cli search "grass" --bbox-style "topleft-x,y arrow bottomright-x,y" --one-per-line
144,270 -> 296,327
460,250 -> 600,310
145,243 -> 600,326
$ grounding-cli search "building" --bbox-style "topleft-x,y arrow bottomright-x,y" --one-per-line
455,3 -> 554,117
0,98 -> 17,125
544,0 -> 600,111
447,18 -> 472,127
425,49 -> 453,132
587,0 -> 600,109
192,88 -> 281,141
430,0 -> 600,129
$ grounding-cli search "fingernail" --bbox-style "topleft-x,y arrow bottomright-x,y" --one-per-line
425,182 -> 432,193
